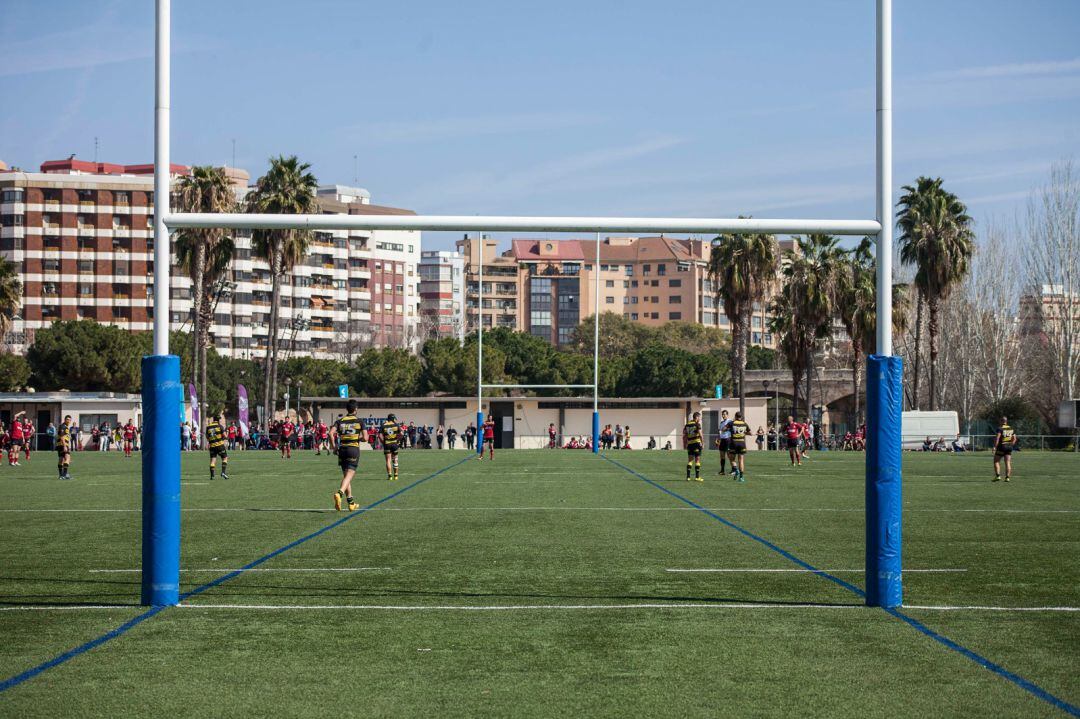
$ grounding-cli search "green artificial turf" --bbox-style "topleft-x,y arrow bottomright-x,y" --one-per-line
0,446 -> 1076,717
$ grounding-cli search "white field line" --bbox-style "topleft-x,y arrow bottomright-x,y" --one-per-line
2,507 -> 1076,514
88,567 -> 391,574
666,568 -> 967,574
3,603 -> 1077,613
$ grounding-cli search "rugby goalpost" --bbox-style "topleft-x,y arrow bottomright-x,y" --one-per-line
143,0 -> 902,610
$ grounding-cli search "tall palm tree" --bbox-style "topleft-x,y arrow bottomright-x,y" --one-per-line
708,226 -> 778,415
0,257 -> 23,347
897,177 -> 975,410
245,155 -> 318,422
836,238 -> 913,425
767,301 -> 810,418
772,235 -> 845,417
174,166 -> 236,427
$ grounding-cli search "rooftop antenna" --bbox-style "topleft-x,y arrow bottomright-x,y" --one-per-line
353,154 -> 358,185
93,137 -> 99,163
231,138 -> 236,168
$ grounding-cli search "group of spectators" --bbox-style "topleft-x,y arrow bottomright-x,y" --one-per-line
920,435 -> 971,452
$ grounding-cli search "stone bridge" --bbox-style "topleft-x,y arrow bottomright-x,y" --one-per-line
743,368 -> 858,431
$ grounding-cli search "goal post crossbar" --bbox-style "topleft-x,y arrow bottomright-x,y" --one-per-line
163,213 -> 881,236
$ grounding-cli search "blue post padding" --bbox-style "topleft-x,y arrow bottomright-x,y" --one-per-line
865,354 -> 903,608
592,411 -> 600,453
476,411 -> 484,454
141,355 -> 182,607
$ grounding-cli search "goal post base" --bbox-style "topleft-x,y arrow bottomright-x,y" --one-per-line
592,411 -> 600,453
865,354 -> 903,608
140,354 -> 182,607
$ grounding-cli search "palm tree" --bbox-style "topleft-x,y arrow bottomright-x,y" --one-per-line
245,155 -> 318,422
836,238 -> 913,425
897,177 -> 975,410
0,257 -> 22,347
708,226 -> 778,415
786,232 -> 842,416
767,301 -> 810,418
174,166 -> 236,427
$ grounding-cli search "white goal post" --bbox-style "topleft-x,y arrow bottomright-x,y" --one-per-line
143,0 -> 900,610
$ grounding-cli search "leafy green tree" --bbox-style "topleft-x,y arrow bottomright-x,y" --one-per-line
653,321 -> 730,355
708,226 -> 778,414
616,343 -> 727,397
277,356 -> 351,399
745,345 -> 778,370
175,165 -> 236,431
0,257 -> 22,346
979,396 -> 1047,436
897,176 -> 975,410
28,320 -> 144,392
352,348 -> 422,397
246,155 -> 319,419
0,353 -> 31,390
420,337 -> 474,395
570,313 -> 652,359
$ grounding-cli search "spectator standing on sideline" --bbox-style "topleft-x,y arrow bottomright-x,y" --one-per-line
436,425 -> 445,449
615,424 -> 624,449
46,422 -> 56,452
447,426 -> 458,449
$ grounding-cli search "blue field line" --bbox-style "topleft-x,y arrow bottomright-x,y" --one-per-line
601,454 -> 1080,717
0,455 -> 471,695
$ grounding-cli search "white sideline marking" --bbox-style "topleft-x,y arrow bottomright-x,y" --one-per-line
177,602 -> 859,611
2,506 -> 1076,514
93,566 -> 391,573
666,568 -> 967,574
902,605 -> 1080,612
3,603 -> 1076,613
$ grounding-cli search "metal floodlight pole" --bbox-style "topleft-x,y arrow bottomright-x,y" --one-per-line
592,232 -> 600,453
141,0 -> 181,608
476,232 -> 484,454
866,0 -> 903,610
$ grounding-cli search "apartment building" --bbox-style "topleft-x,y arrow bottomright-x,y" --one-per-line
456,235 -> 519,333
0,160 -> 421,358
418,249 -> 465,341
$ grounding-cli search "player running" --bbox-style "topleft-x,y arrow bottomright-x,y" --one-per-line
714,409 -> 733,476
683,411 -> 704,481
22,418 -> 35,462
122,419 -> 137,458
56,415 -> 74,480
782,415 -> 803,467
727,411 -> 750,482
279,418 -> 295,459
205,412 -> 230,480
315,420 -> 331,455
479,415 -> 496,461
379,413 -> 403,481
993,416 -> 1016,482
331,401 -> 362,511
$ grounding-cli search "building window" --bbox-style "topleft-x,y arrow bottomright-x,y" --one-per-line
605,280 -> 614,288
605,296 -> 614,304
630,313 -> 639,320
669,311 -> 682,320
1,189 -> 23,203
669,278 -> 682,287
657,264 -> 666,276
669,295 -> 682,304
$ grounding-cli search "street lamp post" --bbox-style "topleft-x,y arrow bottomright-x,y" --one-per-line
296,379 -> 304,419
284,377 -> 292,418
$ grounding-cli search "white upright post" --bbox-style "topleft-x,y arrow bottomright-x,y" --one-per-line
876,0 -> 893,356
592,232 -> 600,453
476,233 -> 484,454
141,0 -> 181,607
866,0 -> 903,610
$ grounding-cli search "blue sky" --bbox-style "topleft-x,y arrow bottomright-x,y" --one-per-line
1,0 -> 1078,251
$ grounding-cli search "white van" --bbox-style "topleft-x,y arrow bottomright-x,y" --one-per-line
901,411 -> 960,450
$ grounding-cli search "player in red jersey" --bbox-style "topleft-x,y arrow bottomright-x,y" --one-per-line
22,419 -> 35,461
8,412 -> 27,467
315,420 -> 330,455
478,416 -> 496,461
279,419 -> 295,458
122,420 -> 137,458
782,415 -> 804,467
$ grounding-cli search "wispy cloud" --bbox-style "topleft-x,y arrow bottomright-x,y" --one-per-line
405,135 -> 685,210
345,112 -> 604,145
929,57 -> 1080,81
0,27 -> 151,78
